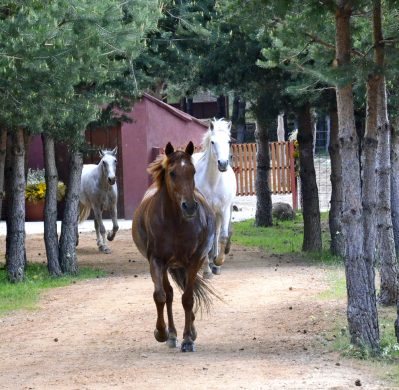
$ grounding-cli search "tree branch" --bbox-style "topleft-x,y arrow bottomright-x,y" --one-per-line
304,32 -> 364,57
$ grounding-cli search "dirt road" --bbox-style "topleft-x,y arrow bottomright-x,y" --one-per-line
0,230 -> 390,389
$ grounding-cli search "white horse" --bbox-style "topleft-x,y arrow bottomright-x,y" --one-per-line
192,119 -> 237,276
79,148 -> 119,254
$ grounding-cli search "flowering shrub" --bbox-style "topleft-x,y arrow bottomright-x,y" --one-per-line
25,168 -> 66,202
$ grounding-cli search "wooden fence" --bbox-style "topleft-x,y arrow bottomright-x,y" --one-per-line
154,141 -> 298,210
231,142 -> 298,210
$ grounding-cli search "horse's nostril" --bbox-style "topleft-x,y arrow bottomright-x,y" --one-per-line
182,202 -> 188,210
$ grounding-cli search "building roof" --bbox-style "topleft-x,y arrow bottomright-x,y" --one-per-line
142,93 -> 208,128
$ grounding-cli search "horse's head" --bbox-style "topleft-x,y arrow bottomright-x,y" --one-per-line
164,141 -> 198,219
99,147 -> 117,185
208,119 -> 232,172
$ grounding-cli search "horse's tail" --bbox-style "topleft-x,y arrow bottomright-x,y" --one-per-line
169,267 -> 222,314
78,203 -> 91,224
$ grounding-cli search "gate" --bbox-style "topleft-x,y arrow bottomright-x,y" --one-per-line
153,141 -> 298,210
231,142 -> 298,210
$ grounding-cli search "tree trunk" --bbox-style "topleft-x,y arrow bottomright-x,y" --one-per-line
391,118 -> 399,257
236,99 -> 246,143
362,72 -> 379,285
180,97 -> 187,113
328,104 -> 345,256
7,129 -> 26,282
59,146 -> 83,274
217,95 -> 226,119
297,103 -> 322,252
335,2 -> 379,350
187,97 -> 193,116
254,121 -> 273,227
0,129 -> 7,220
43,134 -> 62,277
376,80 -> 398,305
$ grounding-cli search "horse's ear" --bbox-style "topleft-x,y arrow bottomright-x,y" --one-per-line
185,141 -> 194,156
210,121 -> 214,131
227,121 -> 232,131
111,147 -> 117,156
99,150 -> 104,158
165,142 -> 174,156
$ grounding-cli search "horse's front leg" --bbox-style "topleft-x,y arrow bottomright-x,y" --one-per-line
163,271 -> 178,348
181,268 -> 198,352
93,208 -> 111,254
150,258 -> 168,343
214,207 -> 232,268
107,202 -> 119,242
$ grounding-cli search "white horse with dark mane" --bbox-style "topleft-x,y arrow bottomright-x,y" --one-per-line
192,119 -> 237,276
79,148 -> 119,254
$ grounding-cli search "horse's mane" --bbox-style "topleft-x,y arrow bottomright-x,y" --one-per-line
147,154 -> 167,188
147,150 -> 191,189
201,118 -> 231,151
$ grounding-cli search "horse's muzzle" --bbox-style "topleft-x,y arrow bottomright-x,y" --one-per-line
217,160 -> 229,172
108,177 -> 116,185
181,200 -> 199,219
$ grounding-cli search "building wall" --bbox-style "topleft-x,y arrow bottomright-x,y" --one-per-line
27,94 -> 209,219
120,98 -> 149,219
121,94 -> 208,218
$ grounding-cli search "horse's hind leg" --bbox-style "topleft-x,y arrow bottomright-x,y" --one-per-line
150,258 -> 169,343
94,209 -> 111,254
202,254 -> 213,279
224,217 -> 233,255
181,268 -> 198,352
107,203 -> 119,242
214,208 -> 231,268
163,271 -> 178,348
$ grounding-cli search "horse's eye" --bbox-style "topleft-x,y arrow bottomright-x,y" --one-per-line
211,141 -> 214,145
170,171 -> 176,179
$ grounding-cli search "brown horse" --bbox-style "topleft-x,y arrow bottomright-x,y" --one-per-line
132,141 -> 217,352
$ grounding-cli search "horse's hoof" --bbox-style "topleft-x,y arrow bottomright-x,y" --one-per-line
212,264 -> 222,275
154,328 -> 169,343
167,336 -> 178,348
203,268 -> 213,279
181,340 -> 195,352
107,233 -> 115,241
99,245 -> 111,254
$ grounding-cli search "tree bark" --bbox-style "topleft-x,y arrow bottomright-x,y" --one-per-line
254,120 -> 273,227
371,1 -> 398,306
42,134 -> 62,277
297,103 -> 322,252
7,128 -> 26,282
376,80 -> 398,305
216,95 -> 226,119
362,72 -> 379,281
236,99 -> 246,143
59,146 -> 83,274
391,118 -> 399,257
328,103 -> 345,256
335,2 -> 379,350
0,129 -> 7,220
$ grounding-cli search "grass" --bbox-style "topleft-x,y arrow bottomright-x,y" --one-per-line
232,211 -> 342,265
0,263 -> 106,315
233,212 -> 399,384
331,307 -> 399,385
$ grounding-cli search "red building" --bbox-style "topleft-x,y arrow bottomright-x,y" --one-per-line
28,93 -> 208,219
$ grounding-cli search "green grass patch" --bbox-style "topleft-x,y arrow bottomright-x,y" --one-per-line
0,263 -> 106,315
331,307 -> 399,385
232,211 -> 342,265
319,267 -> 347,300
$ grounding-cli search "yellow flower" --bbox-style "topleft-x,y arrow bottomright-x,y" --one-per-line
25,169 -> 66,202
